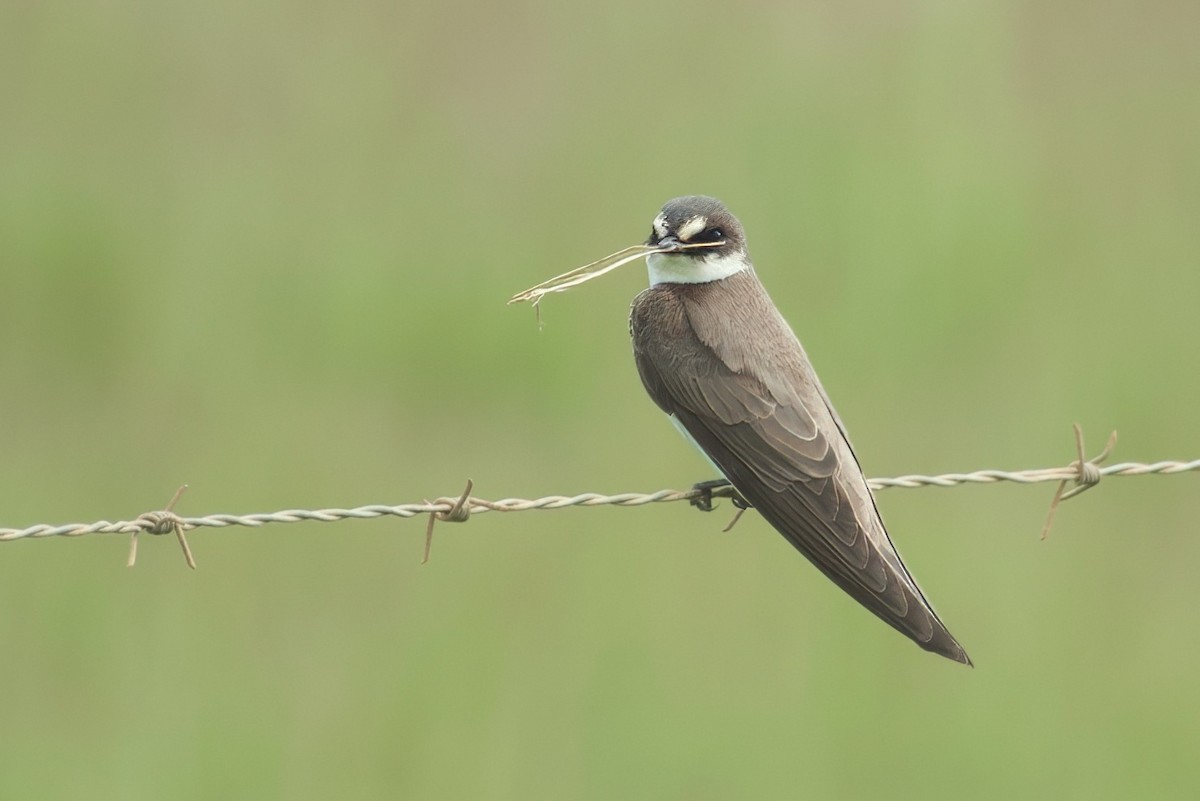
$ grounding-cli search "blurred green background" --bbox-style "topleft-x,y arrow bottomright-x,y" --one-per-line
2,1 -> 1198,798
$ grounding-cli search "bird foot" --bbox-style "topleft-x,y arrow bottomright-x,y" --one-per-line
689,479 -> 751,512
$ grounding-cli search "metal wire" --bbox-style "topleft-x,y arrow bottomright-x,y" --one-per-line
2,458 -> 1197,545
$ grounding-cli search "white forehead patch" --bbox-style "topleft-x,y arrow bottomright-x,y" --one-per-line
677,216 -> 708,242
652,213 -> 668,240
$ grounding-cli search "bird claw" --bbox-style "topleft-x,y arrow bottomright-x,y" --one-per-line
689,479 -> 725,512
689,479 -> 751,512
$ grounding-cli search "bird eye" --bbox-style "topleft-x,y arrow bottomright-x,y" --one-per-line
693,227 -> 724,243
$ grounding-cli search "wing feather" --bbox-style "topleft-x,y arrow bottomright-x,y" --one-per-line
630,273 -> 969,663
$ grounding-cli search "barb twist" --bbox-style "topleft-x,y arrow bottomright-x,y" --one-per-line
135,510 -> 184,536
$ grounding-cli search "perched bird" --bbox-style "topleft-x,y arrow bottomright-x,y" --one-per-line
510,195 -> 970,664
629,196 -> 970,664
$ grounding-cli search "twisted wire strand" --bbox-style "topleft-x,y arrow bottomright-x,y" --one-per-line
2,458 -> 1197,544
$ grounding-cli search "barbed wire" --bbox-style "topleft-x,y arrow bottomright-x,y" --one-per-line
1,426 -> 1197,568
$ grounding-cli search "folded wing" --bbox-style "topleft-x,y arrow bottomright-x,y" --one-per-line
631,278 -> 970,664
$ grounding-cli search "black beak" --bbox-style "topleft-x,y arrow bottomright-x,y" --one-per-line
656,235 -> 682,252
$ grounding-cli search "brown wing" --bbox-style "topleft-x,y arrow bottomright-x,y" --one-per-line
630,273 -> 970,664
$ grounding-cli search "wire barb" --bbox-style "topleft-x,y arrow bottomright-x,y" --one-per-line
1041,426 -> 1118,540
128,484 -> 196,569
422,479 -> 474,564
722,507 -> 748,533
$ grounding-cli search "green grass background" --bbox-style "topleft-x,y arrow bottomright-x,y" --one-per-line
2,1 -> 1198,798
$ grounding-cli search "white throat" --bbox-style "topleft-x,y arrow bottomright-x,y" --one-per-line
646,251 -> 749,286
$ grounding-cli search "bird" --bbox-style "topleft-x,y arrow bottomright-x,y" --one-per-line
627,195 -> 971,665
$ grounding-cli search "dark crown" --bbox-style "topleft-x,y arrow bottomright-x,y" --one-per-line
647,195 -> 746,254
